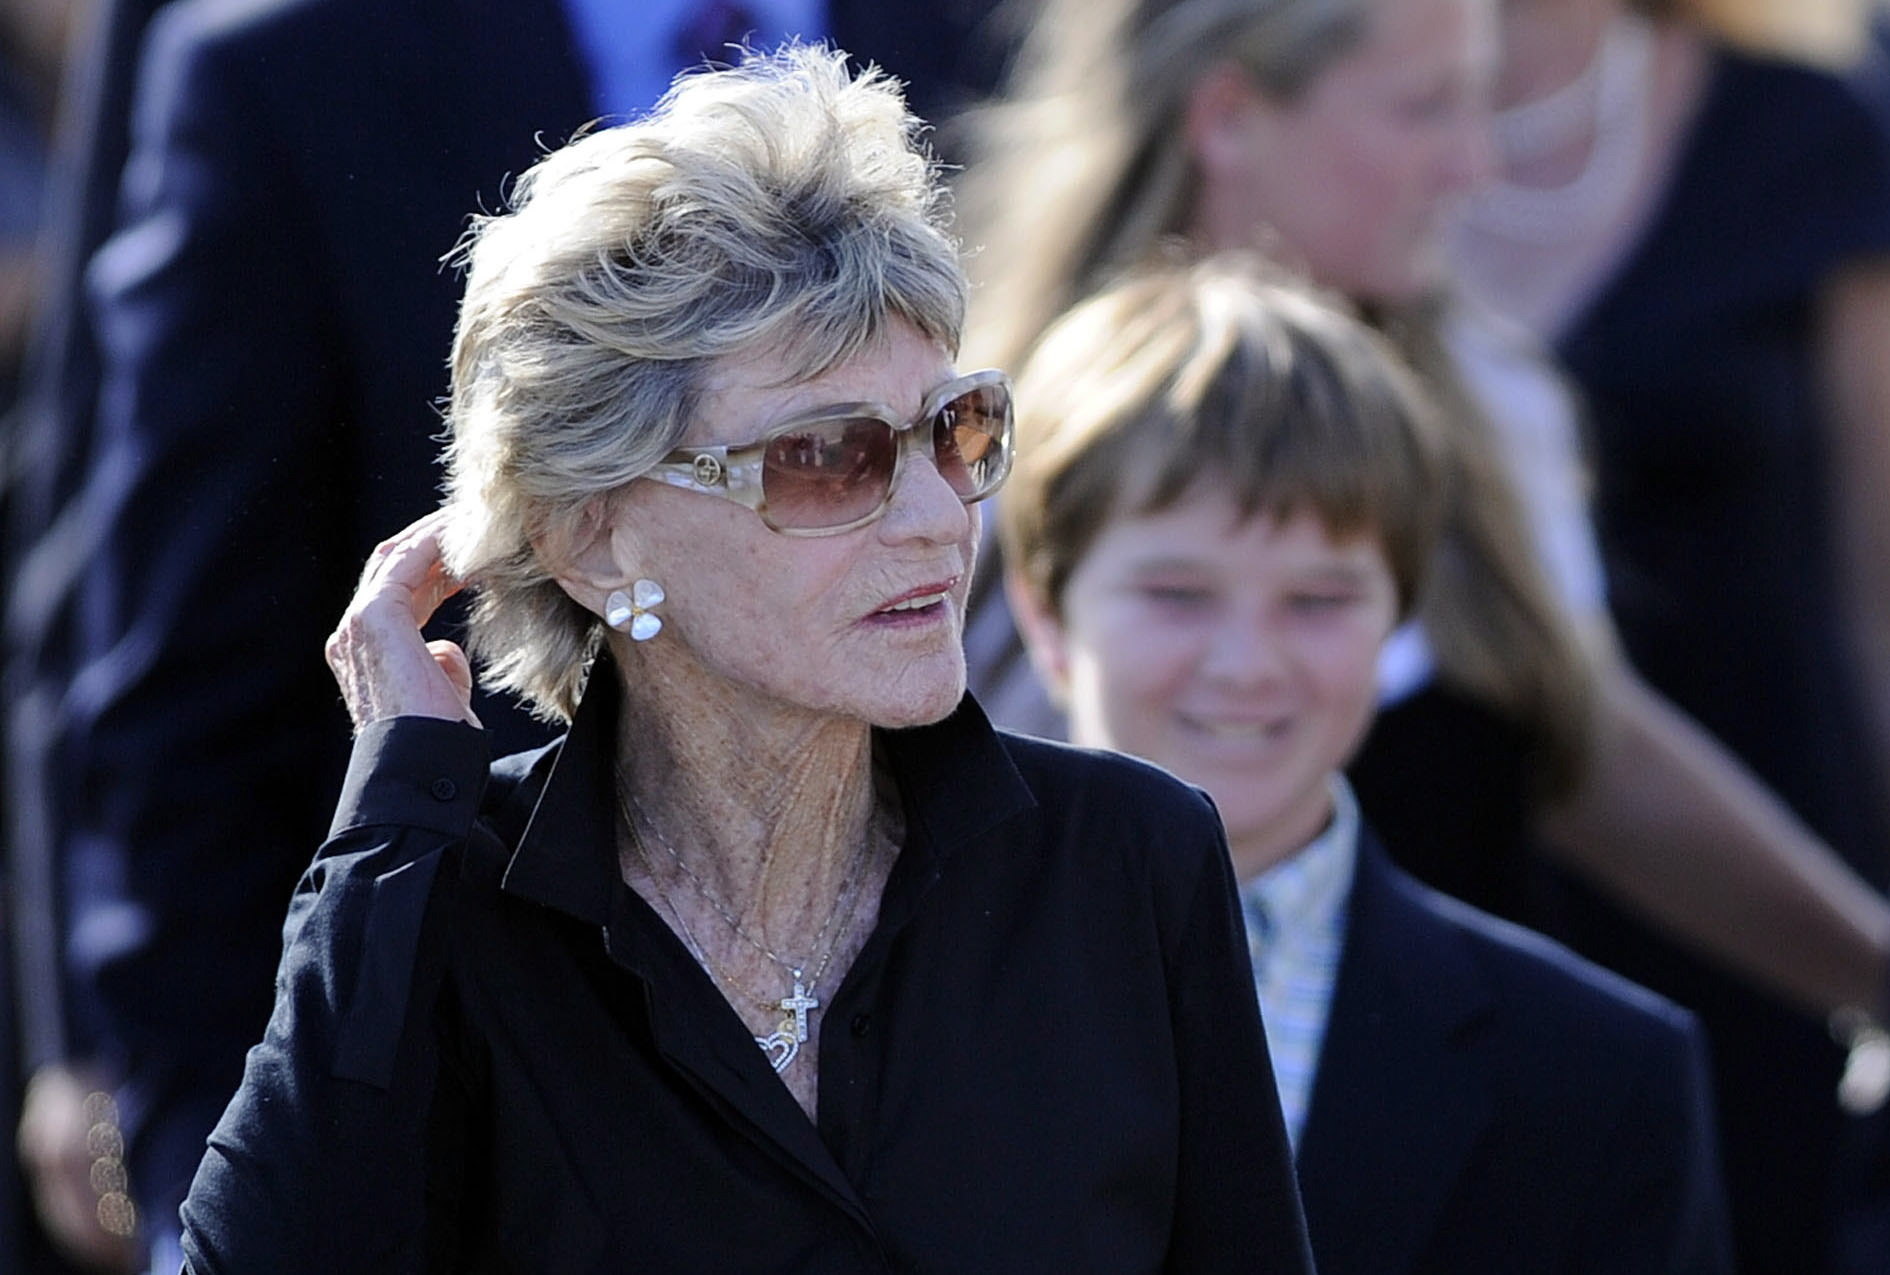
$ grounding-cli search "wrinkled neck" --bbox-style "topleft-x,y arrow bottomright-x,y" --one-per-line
609,644 -> 880,918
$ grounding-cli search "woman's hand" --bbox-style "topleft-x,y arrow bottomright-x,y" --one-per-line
325,510 -> 483,731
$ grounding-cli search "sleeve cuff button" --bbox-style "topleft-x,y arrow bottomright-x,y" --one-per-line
429,778 -> 459,802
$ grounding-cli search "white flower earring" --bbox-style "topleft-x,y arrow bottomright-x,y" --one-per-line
604,579 -> 665,641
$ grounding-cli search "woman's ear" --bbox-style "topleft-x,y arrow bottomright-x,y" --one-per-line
1005,568 -> 1072,708
539,491 -> 633,617
1183,60 -> 1268,176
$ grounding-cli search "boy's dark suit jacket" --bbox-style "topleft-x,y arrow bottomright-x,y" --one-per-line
1297,833 -> 1733,1274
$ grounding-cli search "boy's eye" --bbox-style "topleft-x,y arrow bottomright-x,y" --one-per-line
1288,592 -> 1356,614
1138,585 -> 1212,607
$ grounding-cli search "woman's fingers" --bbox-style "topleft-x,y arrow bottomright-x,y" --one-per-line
327,510 -> 483,731
428,639 -> 484,729
357,507 -> 463,629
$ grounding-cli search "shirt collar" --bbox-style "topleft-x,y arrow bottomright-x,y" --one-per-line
1242,775 -> 1360,948
499,655 -> 1038,927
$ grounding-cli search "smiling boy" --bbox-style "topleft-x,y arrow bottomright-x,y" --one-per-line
1001,254 -> 1732,1275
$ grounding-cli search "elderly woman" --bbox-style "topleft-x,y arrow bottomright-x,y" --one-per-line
173,45 -> 1313,1274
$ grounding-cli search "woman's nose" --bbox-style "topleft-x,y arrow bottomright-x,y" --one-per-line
876,436 -> 972,545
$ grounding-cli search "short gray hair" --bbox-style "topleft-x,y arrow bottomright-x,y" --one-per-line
440,43 -> 968,720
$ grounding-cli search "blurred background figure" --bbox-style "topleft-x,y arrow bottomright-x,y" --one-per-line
957,0 -> 1890,1267
2,1 -> 1010,1271
1451,1 -> 1890,1269
0,0 -> 74,405
1,2 -> 128,1271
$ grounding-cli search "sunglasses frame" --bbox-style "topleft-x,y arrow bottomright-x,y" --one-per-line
641,368 -> 1014,536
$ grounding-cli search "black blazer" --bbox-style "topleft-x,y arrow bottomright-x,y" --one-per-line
41,0 -> 1009,1237
1298,833 -> 1733,1274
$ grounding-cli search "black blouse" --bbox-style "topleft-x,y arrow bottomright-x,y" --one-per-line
178,674 -> 1313,1273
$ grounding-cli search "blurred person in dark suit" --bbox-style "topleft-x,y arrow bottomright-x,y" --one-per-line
3,4 -> 144,1270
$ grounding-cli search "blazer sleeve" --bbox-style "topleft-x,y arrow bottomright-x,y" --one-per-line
54,0 -> 361,1221
180,717 -> 492,1274
1161,802 -> 1317,1274
1569,1006 -> 1734,1274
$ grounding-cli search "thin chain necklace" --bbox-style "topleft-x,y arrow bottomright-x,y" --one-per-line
615,776 -> 877,1073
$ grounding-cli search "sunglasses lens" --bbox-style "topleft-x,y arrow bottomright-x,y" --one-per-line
753,378 -> 1011,532
761,416 -> 898,530
930,382 -> 1012,500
